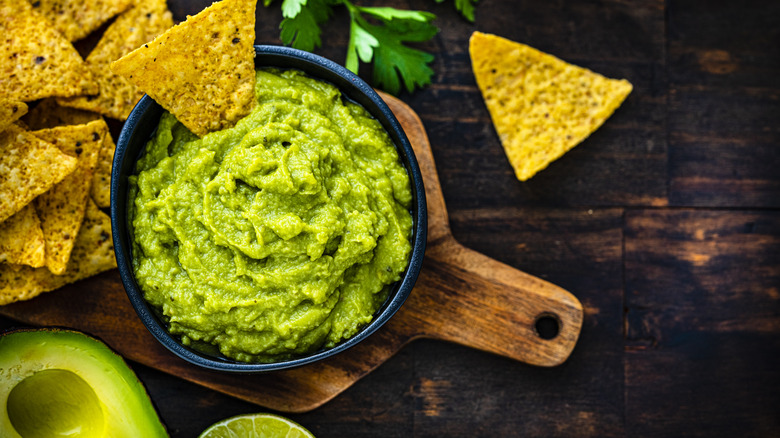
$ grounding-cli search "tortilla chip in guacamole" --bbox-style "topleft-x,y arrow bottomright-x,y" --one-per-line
110,0 -> 257,137
58,1 -> 174,120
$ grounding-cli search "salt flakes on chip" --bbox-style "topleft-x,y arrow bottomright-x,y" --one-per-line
0,100 -> 28,133
0,124 -> 78,223
469,31 -> 633,181
32,120 -> 106,275
0,1 -> 98,101
29,0 -> 134,42
111,0 -> 257,137
0,199 -> 116,305
0,204 -> 45,268
58,1 -> 174,120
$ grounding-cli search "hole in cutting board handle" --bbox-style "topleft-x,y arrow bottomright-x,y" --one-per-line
534,314 -> 560,340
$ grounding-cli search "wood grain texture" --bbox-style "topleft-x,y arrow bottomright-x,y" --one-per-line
667,0 -> 780,207
0,93 -> 583,413
406,0 -> 668,210
624,210 -> 780,436
384,94 -> 583,367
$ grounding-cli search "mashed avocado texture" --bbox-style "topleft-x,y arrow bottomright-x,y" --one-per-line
130,69 -> 413,363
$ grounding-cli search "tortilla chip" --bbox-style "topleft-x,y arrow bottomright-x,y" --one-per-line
21,99 -> 114,207
29,0 -> 134,42
111,0 -> 257,137
0,100 -> 28,133
469,32 -> 633,181
0,1 -> 98,101
0,125 -> 78,223
23,98 -> 100,130
58,2 -> 173,120
0,203 -> 45,268
91,129 -> 116,208
0,198 -> 116,305
32,120 -> 106,275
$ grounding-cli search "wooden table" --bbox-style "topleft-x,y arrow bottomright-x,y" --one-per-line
2,0 -> 778,436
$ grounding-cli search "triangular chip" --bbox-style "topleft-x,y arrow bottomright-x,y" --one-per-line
21,99 -> 115,207
0,124 -> 78,223
469,32 -> 633,181
90,128 -> 116,208
29,0 -> 134,42
58,1 -> 174,120
0,198 -> 116,305
23,98 -> 100,130
0,99 -> 28,133
111,0 -> 257,136
0,1 -> 97,101
32,120 -> 106,275
0,203 -> 45,268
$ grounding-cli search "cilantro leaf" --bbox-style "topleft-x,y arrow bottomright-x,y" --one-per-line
455,0 -> 478,21
281,0 -> 306,17
358,6 -> 435,23
371,32 -> 436,95
434,0 -> 478,22
349,4 -> 438,94
279,0 -> 333,52
345,19 -> 378,73
278,0 -> 443,94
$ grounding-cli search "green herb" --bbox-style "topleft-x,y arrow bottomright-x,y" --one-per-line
434,0 -> 479,22
279,0 -> 332,53
277,0 -> 439,95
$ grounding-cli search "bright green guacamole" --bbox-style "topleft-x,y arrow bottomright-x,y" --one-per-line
129,69 -> 413,363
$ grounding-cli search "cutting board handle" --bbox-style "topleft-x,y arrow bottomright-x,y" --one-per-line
380,92 -> 583,367
404,237 -> 583,367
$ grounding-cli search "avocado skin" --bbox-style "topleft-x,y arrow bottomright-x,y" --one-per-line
0,328 -> 168,438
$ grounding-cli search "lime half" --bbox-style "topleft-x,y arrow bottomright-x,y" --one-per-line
198,413 -> 315,438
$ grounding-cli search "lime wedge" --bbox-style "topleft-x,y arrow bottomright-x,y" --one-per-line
198,413 -> 315,438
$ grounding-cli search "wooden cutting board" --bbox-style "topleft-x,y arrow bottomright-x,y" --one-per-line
0,93 -> 583,413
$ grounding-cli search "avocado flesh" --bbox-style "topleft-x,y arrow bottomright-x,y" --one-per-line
0,329 -> 167,438
8,369 -> 104,437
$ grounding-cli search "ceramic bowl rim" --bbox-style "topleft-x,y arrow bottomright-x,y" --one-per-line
111,45 -> 427,373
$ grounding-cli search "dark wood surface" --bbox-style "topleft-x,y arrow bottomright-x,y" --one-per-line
2,0 -> 779,436
0,94 -> 585,411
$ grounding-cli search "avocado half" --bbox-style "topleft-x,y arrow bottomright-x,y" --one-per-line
0,328 -> 167,438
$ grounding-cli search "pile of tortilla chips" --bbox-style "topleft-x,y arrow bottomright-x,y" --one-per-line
469,31 -> 633,181
0,0 -> 174,305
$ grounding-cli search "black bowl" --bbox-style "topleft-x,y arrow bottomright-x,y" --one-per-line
111,45 -> 427,372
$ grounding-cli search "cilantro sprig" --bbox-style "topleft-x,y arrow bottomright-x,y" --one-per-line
434,0 -> 479,22
279,0 -> 333,53
277,0 -> 439,95
344,3 -> 438,94
275,0 -> 479,94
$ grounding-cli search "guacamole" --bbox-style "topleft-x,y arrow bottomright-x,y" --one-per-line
129,69 -> 413,363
